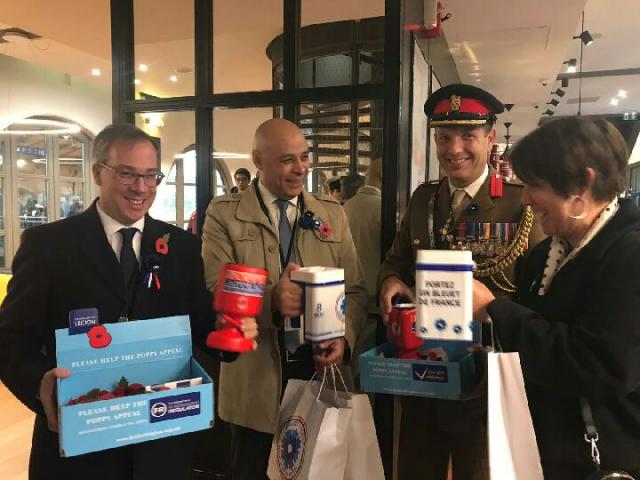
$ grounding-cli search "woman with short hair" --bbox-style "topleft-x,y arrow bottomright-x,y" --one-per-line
473,117 -> 640,479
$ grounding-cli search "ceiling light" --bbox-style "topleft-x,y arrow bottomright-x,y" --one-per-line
16,158 -> 26,168
543,110 -> 555,116
91,68 -> 101,77
0,27 -> 41,43
169,75 -> 178,83
617,89 -> 627,98
610,98 -> 619,106
551,88 -> 565,97
547,99 -> 560,107
567,66 -> 576,73
134,79 -> 141,85
0,118 -> 81,135
138,64 -> 148,72
573,30 -> 594,46
563,58 -> 577,68
212,152 -> 251,159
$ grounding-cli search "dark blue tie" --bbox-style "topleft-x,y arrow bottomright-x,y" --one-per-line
119,228 -> 138,290
275,199 -> 296,265
276,199 -> 301,352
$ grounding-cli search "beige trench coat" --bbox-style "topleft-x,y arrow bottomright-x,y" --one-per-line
202,184 -> 367,434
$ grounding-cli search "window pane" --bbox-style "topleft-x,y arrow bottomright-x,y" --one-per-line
184,154 -> 196,184
60,181 -> 85,218
58,134 -> 86,178
0,138 -> 6,175
18,179 -> 48,231
299,1 -> 385,88
357,99 -> 383,174
212,107 -> 280,196
0,236 -> 5,269
300,100 -> 383,195
214,0 -> 283,93
150,184 -> 177,223
299,102 -> 351,193
0,178 -> 4,230
184,185 -> 196,221
136,111 -> 194,228
14,134 -> 47,176
134,0 -> 194,98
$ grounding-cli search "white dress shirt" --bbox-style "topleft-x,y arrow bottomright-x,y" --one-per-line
448,164 -> 489,201
96,202 -> 145,263
257,179 -> 298,238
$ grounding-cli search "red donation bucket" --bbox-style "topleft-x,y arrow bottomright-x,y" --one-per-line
206,263 -> 268,352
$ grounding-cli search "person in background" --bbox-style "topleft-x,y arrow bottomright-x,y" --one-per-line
343,158 -> 382,379
473,117 -> 640,479
0,124 -> 257,480
201,118 -> 367,480
230,167 -> 251,193
327,176 -> 344,204
344,157 -> 382,312
340,172 -> 365,202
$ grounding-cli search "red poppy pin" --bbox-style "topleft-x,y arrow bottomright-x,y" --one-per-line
87,325 -> 112,349
155,233 -> 170,255
319,223 -> 333,238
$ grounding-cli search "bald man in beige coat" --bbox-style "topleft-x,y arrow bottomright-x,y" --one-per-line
201,119 -> 367,479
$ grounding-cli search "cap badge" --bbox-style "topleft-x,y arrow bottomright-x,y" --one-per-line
450,95 -> 462,112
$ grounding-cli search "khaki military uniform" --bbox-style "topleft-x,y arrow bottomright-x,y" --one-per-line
202,185 -> 367,434
379,170 -> 545,480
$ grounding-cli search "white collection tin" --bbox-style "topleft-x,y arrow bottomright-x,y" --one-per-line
290,266 -> 346,343
415,250 -> 474,341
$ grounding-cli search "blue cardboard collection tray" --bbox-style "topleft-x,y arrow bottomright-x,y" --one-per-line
358,341 -> 481,400
55,315 -> 214,457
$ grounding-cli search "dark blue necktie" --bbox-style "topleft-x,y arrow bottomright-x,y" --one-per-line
276,199 -> 301,353
119,227 -> 138,290
275,198 -> 296,265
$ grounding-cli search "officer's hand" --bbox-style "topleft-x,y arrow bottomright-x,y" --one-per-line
379,276 -> 414,324
313,337 -> 346,367
473,279 -> 495,323
272,263 -> 302,317
39,367 -> 71,432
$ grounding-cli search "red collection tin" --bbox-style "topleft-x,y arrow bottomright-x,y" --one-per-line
386,303 -> 423,359
207,263 -> 268,352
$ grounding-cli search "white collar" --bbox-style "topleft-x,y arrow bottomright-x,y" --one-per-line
96,201 -> 146,237
258,179 -> 297,208
448,165 -> 489,200
537,197 -> 619,295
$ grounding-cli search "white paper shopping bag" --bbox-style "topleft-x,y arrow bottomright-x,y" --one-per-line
343,393 -> 385,480
267,378 -> 352,480
488,351 -> 543,480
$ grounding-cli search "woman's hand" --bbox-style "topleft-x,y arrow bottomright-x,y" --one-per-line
472,279 -> 495,323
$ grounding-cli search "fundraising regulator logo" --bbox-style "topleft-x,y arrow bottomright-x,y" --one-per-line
149,393 -> 200,423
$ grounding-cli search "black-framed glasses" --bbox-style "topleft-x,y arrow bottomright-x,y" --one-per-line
99,162 -> 165,186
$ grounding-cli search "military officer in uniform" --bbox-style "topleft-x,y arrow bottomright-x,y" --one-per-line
378,84 -> 544,480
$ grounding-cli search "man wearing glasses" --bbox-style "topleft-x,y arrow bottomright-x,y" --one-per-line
0,124 -> 257,480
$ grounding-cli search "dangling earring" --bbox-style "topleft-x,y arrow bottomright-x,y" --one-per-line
568,195 -> 588,220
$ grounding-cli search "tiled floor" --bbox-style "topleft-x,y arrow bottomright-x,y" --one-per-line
0,382 -> 33,480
